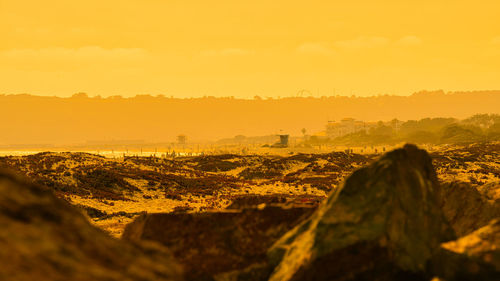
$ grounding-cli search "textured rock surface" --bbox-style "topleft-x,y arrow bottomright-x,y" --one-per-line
440,181 -> 500,236
225,195 -> 322,210
267,144 -> 455,281
442,219 -> 500,270
122,205 -> 315,280
430,219 -> 500,280
0,170 -> 183,281
478,181 -> 500,202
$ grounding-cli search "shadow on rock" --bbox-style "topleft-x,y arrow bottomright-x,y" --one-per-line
0,170 -> 183,281
122,205 -> 315,281
266,144 -> 456,281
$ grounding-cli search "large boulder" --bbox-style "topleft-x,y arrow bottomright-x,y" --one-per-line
440,181 -> 500,236
0,170 -> 183,281
122,205 -> 315,281
267,144 -> 456,281
443,219 -> 500,270
430,219 -> 500,280
225,195 -> 323,210
477,181 -> 500,202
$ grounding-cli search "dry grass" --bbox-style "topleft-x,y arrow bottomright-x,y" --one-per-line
1,142 -> 498,236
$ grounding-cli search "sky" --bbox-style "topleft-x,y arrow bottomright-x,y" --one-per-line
1,0 -> 500,98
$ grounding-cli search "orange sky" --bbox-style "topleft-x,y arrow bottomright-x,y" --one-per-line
1,0 -> 499,98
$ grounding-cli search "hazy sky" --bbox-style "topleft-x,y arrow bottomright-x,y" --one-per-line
1,0 -> 499,98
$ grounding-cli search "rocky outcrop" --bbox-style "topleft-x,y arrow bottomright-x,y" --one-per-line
478,181 -> 500,202
122,205 -> 315,281
440,181 -> 500,236
225,195 -> 289,209
0,170 -> 183,281
225,195 -> 323,209
267,144 -> 456,281
430,219 -> 500,280
442,219 -> 500,270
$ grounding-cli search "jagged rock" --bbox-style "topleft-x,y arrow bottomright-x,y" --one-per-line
225,195 -> 288,209
122,205 -> 315,281
430,219 -> 500,280
477,181 -> 500,202
440,181 -> 500,236
0,171 -> 183,281
267,144 -> 455,281
443,219 -> 500,270
75,203 -> 108,218
225,195 -> 322,209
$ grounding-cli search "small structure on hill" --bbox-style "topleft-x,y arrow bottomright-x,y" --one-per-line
271,134 -> 289,148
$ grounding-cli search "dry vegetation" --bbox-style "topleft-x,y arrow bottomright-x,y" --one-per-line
0,142 -> 498,237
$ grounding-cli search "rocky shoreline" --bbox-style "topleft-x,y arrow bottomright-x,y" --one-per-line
0,143 -> 499,280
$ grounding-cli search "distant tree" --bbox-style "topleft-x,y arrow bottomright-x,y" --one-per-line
487,123 -> 500,140
332,131 -> 370,146
369,123 -> 393,136
462,114 -> 500,128
440,125 -> 482,143
390,118 -> 402,130
367,124 -> 394,145
400,118 -> 457,135
71,92 -> 88,99
405,131 -> 438,144
234,135 -> 246,142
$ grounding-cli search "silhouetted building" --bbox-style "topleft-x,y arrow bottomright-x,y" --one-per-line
271,134 -> 289,148
326,118 -> 377,138
279,135 -> 289,146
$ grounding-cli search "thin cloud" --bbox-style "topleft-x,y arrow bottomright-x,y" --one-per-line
396,36 -> 423,46
334,36 -> 389,49
0,46 -> 149,71
1,46 -> 148,61
200,48 -> 255,56
296,42 -> 335,56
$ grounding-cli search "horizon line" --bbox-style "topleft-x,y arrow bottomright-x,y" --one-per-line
1,89 -> 500,100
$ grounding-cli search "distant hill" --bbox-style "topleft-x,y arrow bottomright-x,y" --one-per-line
0,90 -> 499,145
